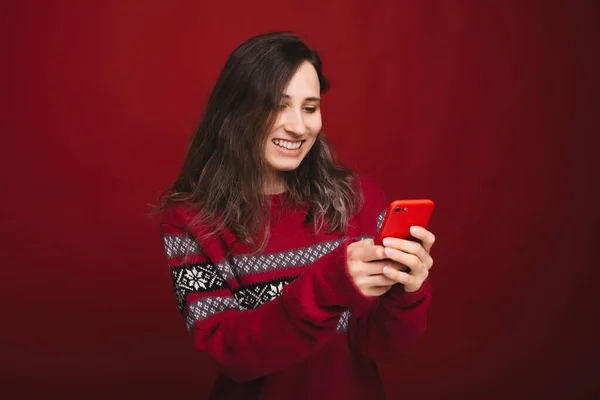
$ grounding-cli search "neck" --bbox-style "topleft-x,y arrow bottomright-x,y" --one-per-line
264,171 -> 286,195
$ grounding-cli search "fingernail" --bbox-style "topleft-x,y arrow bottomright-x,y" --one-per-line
410,226 -> 422,235
382,238 -> 393,247
383,266 -> 391,274
384,247 -> 394,257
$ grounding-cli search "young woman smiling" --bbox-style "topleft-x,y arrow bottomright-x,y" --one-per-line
157,32 -> 435,400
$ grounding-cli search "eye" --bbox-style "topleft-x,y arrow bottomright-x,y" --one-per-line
303,106 -> 317,113
278,104 -> 287,111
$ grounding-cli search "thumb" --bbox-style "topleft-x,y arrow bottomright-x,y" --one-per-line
360,238 -> 375,246
359,240 -> 386,262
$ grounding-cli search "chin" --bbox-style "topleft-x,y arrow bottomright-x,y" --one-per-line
270,161 -> 302,172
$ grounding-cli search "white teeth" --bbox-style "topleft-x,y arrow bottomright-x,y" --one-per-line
273,139 -> 302,150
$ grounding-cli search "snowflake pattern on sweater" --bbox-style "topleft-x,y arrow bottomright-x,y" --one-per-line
162,209 -> 387,334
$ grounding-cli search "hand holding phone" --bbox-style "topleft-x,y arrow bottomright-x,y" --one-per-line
374,199 -> 435,245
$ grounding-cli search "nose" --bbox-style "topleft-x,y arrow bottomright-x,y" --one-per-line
283,108 -> 307,136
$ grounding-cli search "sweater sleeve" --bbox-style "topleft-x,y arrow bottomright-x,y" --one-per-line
347,174 -> 433,362
160,206 -> 376,383
347,280 -> 432,362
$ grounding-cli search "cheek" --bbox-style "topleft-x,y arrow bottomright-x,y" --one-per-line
309,115 -> 322,135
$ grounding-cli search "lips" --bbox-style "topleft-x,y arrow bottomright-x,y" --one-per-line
272,139 -> 304,150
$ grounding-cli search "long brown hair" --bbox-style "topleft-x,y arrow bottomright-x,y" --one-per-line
157,32 -> 363,253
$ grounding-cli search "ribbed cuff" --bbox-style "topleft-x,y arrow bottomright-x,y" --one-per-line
385,279 -> 431,308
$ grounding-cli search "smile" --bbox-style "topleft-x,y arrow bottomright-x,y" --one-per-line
272,139 -> 304,150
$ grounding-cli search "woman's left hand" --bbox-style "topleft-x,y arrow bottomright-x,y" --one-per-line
381,226 -> 436,293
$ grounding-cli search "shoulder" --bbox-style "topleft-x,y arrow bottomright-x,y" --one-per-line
159,202 -> 203,233
161,203 -> 192,225
349,173 -> 388,237
160,202 -> 224,243
354,172 -> 387,206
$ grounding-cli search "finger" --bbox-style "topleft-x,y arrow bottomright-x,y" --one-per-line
383,266 -> 428,292
364,262 -> 412,282
360,238 -> 375,246
388,261 -> 411,273
382,237 -> 428,262
359,243 -> 387,262
363,260 -> 388,275
364,274 -> 397,287
382,266 -> 414,286
362,260 -> 408,275
425,255 -> 434,271
365,286 -> 392,297
383,247 -> 422,272
354,271 -> 396,288
409,226 -> 436,253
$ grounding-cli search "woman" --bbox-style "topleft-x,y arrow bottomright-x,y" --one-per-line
158,32 -> 435,400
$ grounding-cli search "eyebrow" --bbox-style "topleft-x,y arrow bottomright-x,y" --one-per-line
282,94 -> 321,103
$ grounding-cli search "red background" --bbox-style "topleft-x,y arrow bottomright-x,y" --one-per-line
1,1 -> 599,398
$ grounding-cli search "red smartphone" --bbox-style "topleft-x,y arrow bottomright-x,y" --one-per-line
374,199 -> 435,245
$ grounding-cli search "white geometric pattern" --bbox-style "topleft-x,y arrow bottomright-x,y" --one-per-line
163,235 -> 201,258
186,296 -> 240,332
215,238 -> 346,281
234,277 -> 296,310
336,309 -> 352,332
185,288 -> 352,335
377,210 -> 386,233
357,234 -> 374,241
171,263 -> 226,312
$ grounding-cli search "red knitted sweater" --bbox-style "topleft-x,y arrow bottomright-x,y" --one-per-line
159,174 -> 432,400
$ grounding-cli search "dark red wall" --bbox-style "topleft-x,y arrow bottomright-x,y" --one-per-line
2,1 -> 598,398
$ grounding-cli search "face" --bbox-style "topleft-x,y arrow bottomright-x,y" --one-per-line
264,61 -> 322,180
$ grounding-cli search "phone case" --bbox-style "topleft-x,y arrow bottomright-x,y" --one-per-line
374,199 -> 435,245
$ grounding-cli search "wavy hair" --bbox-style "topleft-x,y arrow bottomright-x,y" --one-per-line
156,32 -> 363,253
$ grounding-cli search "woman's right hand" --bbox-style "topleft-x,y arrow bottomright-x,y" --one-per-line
346,238 -> 398,297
